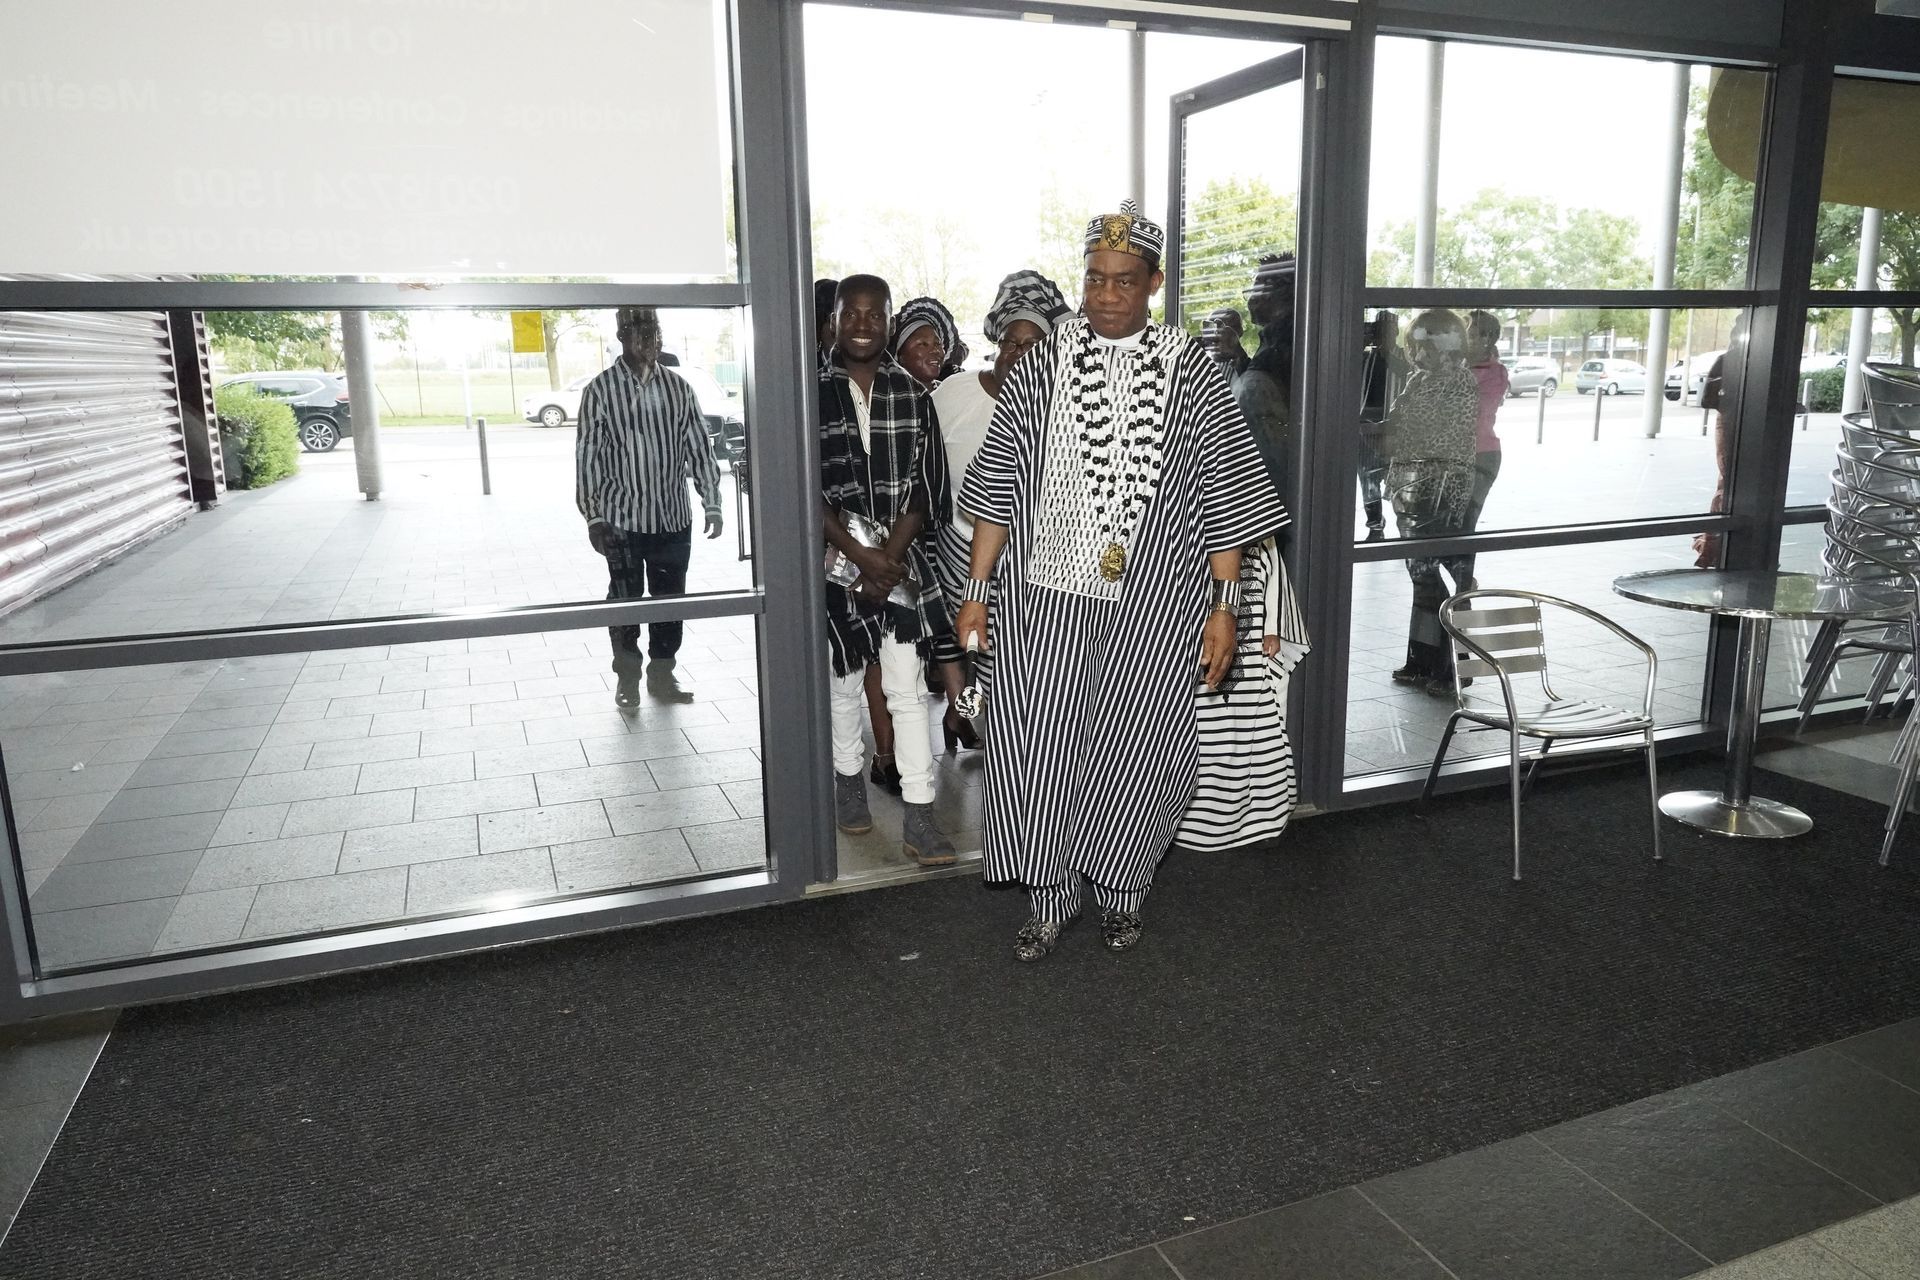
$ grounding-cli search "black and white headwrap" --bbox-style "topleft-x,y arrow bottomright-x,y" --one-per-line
892,296 -> 961,364
983,270 -> 1072,344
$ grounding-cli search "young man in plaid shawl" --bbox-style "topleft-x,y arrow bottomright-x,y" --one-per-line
821,274 -> 956,867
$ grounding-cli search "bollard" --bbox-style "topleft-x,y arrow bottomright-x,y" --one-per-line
1800,377 -> 1812,431
476,415 -> 493,496
1702,398 -> 1710,436
1536,382 -> 1547,444
1592,380 -> 1605,441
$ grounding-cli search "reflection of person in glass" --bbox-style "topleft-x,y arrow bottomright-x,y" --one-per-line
1383,308 -> 1479,692
1241,253 -> 1297,510
954,201 -> 1286,963
1460,309 -> 1510,585
1202,307 -> 1249,378
819,275 -> 957,868
1358,310 -> 1407,539
1694,314 -> 1746,568
575,306 -> 723,709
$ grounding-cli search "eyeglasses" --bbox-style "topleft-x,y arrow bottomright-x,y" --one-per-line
997,335 -> 1042,355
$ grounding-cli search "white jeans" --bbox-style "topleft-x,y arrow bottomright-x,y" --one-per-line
830,636 -> 935,805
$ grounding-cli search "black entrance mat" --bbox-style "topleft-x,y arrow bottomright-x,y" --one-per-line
7,759 -> 1920,1280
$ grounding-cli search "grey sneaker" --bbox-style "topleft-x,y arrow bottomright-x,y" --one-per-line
834,772 -> 872,835
902,802 -> 956,867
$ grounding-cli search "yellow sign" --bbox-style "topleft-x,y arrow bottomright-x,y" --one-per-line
510,311 -> 545,354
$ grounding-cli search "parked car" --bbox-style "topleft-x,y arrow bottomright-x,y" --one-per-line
1664,350 -> 1725,402
521,364 -> 744,464
1500,356 -> 1560,398
1575,359 -> 1648,396
218,371 -> 352,451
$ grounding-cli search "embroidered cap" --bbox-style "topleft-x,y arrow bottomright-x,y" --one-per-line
1084,199 -> 1165,265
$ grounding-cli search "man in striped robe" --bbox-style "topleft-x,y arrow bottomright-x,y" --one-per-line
955,202 -> 1288,963
576,305 -> 723,708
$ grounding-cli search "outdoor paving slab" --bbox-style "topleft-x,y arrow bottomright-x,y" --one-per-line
605,785 -> 738,836
683,722 -> 763,753
356,752 -> 475,794
186,832 -> 344,893
305,733 -> 421,770
478,801 -> 611,854
1692,1237 -> 1873,1279
469,695 -> 575,725
63,714 -> 180,746
271,699 -> 331,725
8,762 -> 141,802
148,725 -> 272,758
279,789 -> 415,838
1155,1188 -> 1447,1280
475,740 -> 587,780
323,691 -> 426,720
187,684 -> 295,712
30,848 -> 203,911
412,774 -> 538,821
64,811 -> 222,864
1817,1196 -> 1920,1278
339,816 -> 481,872
229,764 -> 363,809
243,867 -> 409,940
21,793 -> 114,833
169,704 -> 283,734
14,828 -> 84,872
533,762 -> 660,807
419,721 -> 527,757
648,748 -> 761,791
246,744 -> 315,775
96,777 -> 242,825
521,711 -> 646,745
33,897 -> 176,968
548,831 -> 701,892
125,750 -> 257,788
262,715 -> 375,749
207,803 -> 292,848
424,681 -> 524,709
153,886 -> 259,953
370,706 -> 475,736
682,818 -> 765,871
405,846 -> 557,915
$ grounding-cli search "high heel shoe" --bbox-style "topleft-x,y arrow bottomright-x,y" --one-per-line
942,708 -> 981,752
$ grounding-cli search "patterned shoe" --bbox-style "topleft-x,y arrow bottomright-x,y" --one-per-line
902,803 -> 956,867
834,772 -> 872,835
1100,910 -> 1144,952
1013,918 -> 1064,963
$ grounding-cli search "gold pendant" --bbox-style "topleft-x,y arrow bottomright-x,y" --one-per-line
1099,542 -> 1126,582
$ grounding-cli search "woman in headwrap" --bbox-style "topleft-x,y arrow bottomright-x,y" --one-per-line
928,271 -> 1071,749
892,296 -> 964,389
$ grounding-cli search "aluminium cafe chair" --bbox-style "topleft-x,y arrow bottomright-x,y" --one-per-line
1864,361 -> 1920,435
1421,589 -> 1662,882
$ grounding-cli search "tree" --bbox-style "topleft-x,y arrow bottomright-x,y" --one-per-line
869,208 -> 985,334
1175,177 -> 1298,337
206,310 -> 339,372
1034,183 -> 1091,312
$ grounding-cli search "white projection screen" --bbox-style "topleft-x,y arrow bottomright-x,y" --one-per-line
0,0 -> 731,278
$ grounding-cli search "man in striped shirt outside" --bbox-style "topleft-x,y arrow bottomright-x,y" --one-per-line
576,305 -> 723,708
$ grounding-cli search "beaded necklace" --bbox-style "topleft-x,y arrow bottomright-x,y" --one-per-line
1066,320 -> 1170,581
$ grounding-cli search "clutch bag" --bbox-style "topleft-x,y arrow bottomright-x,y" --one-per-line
825,510 -> 921,608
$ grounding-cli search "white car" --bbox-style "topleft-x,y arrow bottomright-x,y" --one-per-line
1664,350 -> 1725,402
521,364 -> 739,429
1575,358 -> 1648,396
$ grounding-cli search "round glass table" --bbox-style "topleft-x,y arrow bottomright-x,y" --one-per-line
1612,568 -> 1913,838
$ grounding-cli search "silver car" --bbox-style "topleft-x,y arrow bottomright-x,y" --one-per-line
1576,359 -> 1648,396
1501,357 -> 1561,398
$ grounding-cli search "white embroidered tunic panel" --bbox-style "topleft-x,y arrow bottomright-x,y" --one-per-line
1029,327 -> 1152,600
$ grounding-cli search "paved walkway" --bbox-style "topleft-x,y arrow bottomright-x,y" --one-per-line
0,411 -> 1872,969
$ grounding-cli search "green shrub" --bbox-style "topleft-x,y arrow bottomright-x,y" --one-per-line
1805,366 -> 1846,413
212,384 -> 300,489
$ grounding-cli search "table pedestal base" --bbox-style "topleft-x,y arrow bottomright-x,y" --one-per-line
1659,790 -> 1813,839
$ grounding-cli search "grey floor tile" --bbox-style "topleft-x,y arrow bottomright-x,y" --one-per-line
0,1010 -> 116,1109
14,827 -> 85,871
1818,1196 -> 1920,1279
147,724 -> 272,758
339,817 -> 480,872
682,818 -> 766,871
468,695 -> 574,725
1361,1136 -> 1709,1280
186,832 -> 344,893
64,811 -> 222,864
1691,1237 -> 1873,1279
522,711 -> 645,746
229,764 -> 363,809
324,691 -> 427,719
304,732 -> 420,770
1157,1189 -> 1447,1279
405,847 -> 556,916
21,866 -> 52,895
63,713 -> 179,745
413,774 -> 537,821
207,803 -> 291,848
550,831 -> 701,892
153,887 -> 259,953
125,750 -> 257,788
243,868 -> 409,940
478,801 -> 611,854
721,777 -> 764,820
1032,1249 -> 1178,1280
356,752 -> 475,794
1537,1093 -> 1877,1262
369,705 -> 474,736
7,761 -> 139,802
604,785 -> 738,836
0,1100 -> 68,1228
419,721 -> 527,757
33,897 -> 177,969
648,748 -> 761,791
579,729 -> 698,767
246,743 -> 314,776
683,721 -> 763,753
280,789 -> 415,838
1684,1048 -> 1920,1204
188,684 -> 294,712
475,740 -> 588,780
29,848 -> 203,911
96,777 -> 241,824
533,762 -> 659,806
1831,1020 -> 1920,1093
169,703 -> 283,733
24,792 -> 116,834
262,715 -> 374,748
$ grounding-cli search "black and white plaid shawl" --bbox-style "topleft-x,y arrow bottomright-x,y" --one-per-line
820,354 -> 953,675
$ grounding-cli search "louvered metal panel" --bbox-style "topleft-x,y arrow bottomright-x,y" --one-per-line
0,310 -> 194,614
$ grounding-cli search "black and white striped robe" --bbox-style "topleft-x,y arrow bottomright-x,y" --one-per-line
959,320 -> 1287,898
